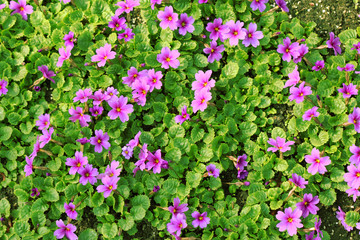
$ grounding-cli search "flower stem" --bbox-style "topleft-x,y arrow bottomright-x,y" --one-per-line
50,139 -> 64,146
39,149 -> 53,157
284,186 -> 297,202
33,166 -> 49,171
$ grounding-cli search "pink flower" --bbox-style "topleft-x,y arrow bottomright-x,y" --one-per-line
346,187 -> 360,202
327,32 -> 341,56
63,31 -> 76,50
122,67 -> 146,88
146,149 -> 164,174
242,23 -> 263,48
157,47 -> 180,69
78,164 -> 99,185
64,202 -> 77,220
122,146 -> 133,159
305,148 -> 331,175
56,47 -> 71,67
135,144 -> 148,172
349,145 -> 360,166
150,0 -> 162,10
203,41 -> 225,63
90,130 -> 111,153
169,197 -> 189,216
24,155 -> 34,177
167,213 -> 187,237
302,106 -> 320,121
284,65 -> 300,88
288,82 -> 312,103
107,95 -> 134,122
175,105 -> 190,125
224,20 -> 246,46
276,207 -> 303,236
146,69 -> 163,92
206,18 -> 229,41
30,136 -> 41,158
312,60 -> 325,71
65,151 -> 88,175
90,89 -> 110,106
344,164 -> 360,188
128,131 -> 141,148
157,6 -> 178,30
98,160 -> 121,179
54,219 -> 77,240
59,0 -> 71,3
132,79 -> 150,106
38,65 -> 56,83
177,13 -> 195,36
117,28 -> 135,42
35,113 -> 50,130
250,0 -> 269,12
199,0 -> 208,3
295,193 -> 319,218
277,37 -> 300,62
89,106 -> 103,117
39,127 -> 54,148
9,0 -> 33,20
69,107 -> 91,127
191,89 -> 212,113
349,107 -> 360,133
267,137 -> 295,153
192,211 -> 210,228
336,206 -> 353,231
73,88 -> 92,103
338,83 -> 358,98
192,70 -> 215,92
115,0 -> 139,15
108,16 -> 127,31
105,87 -> 119,101
293,44 -> 308,64
91,43 -> 116,67
206,164 -> 220,178
289,173 -> 308,189
96,175 -> 119,198
0,79 -> 8,96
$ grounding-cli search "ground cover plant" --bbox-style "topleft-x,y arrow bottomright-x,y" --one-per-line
2,0 -> 360,239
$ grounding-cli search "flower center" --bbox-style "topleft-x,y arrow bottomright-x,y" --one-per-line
116,24 -> 119,27
168,16 -> 172,21
355,120 -> 357,124
356,172 -> 360,177
125,150 -> 129,154
304,201 -> 308,206
179,223 -> 182,228
125,34 -> 128,38
201,99 -> 205,104
44,121 -> 48,125
97,139 -> 101,143
109,173 -> 114,177
288,217 -> 293,223
299,93 -> 303,96
286,49 -> 289,53
199,216 -> 203,220
310,114 -> 314,117
166,57 -> 171,62
133,74 -> 138,78
20,7 -> 24,11
70,39 -> 73,42
248,33 -> 252,38
109,185 -> 113,190
95,111 -> 98,114
77,163 -> 81,167
182,114 -> 187,119
346,91 -> 350,95
66,227 -> 70,231
0,86 -> 2,89
85,173 -> 89,177
104,56 -> 108,60
203,82 -> 208,87
211,49 -> 214,53
72,208 -> 75,211
233,31 -> 238,36
153,78 -> 157,83
315,158 -> 320,163
110,93 -> 113,96
278,147 -> 283,150
80,113 -> 83,117
117,107 -> 121,112
173,209 -> 176,213
155,159 -> 159,163
142,90 -> 146,95
215,27 -> 219,32
181,22 -> 186,27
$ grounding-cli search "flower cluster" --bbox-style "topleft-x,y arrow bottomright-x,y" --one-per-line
191,70 -> 215,113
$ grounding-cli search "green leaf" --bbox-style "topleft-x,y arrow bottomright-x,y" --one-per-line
197,147 -> 213,162
101,223 -> 117,239
15,189 -> 28,202
194,54 -> 208,68
30,11 -> 44,27
92,192 -> 104,206
310,130 -> 329,147
222,61 -> 239,80
169,125 -> 185,138
271,127 -> 286,139
79,229 -> 98,240
290,23 -> 304,39
130,206 -> 146,221
14,221 -> 30,236
165,147 -> 182,163
0,198 -> 10,217
345,211 -> 360,227
319,189 -> 336,206
43,188 -> 59,202
0,126 -> 12,141
186,172 -> 202,188
131,195 -> 150,210
78,30 -> 93,51
339,29 -> 357,43
163,178 -> 179,195
93,203 -> 109,216
31,211 -> 46,227
239,122 -> 257,137
191,125 -> 205,143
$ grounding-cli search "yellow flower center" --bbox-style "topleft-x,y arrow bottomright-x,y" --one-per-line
116,24 -> 119,27
117,107 -> 121,112
201,99 -> 205,103
286,49 -> 289,53
182,114 -> 187,119
179,223 -> 182,228
304,202 -> 308,206
97,139 -> 101,143
125,150 -> 128,154
199,216 -> 203,220
70,39 -> 73,42
357,173 -> 360,177
109,173 -> 114,177
95,111 -> 98,114
211,49 -> 214,53
310,114 -> 314,117
104,56 -> 108,60
109,185 -> 113,190
203,82 -> 207,87
182,22 -> 186,27
142,90 -> 146,95
0,86 -> 2,89
173,209 -> 176,213
110,93 -> 113,96
299,93 -> 303,96
66,227 -> 70,231
155,159 -> 159,163
215,27 -> 219,31
125,34 -> 128,38
44,121 -> 48,125
315,158 -> 320,163
85,173 -> 89,177
153,78 -> 157,83
355,120 -> 357,124
278,147 -> 283,150
166,57 -> 171,62
77,163 -> 81,167
288,218 -> 293,223
20,7 -> 24,11
133,74 -> 138,78
168,16 -> 172,21
248,33 -> 252,38
234,31 -> 238,36
80,113 -> 83,117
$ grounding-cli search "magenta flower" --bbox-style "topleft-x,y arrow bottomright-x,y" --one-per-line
289,173 -> 308,188
135,143 -> 148,172
0,80 -> 8,96
73,88 -> 92,103
122,145 -> 133,159
89,106 -> 103,117
167,213 -> 187,237
191,89 -> 212,113
242,23 -> 263,48
157,6 -> 178,30
9,0 -> 33,20
192,70 -> 215,93
24,155 -> 34,177
169,197 -> 189,216
276,207 -> 303,236
303,106 -> 320,121
56,47 -> 71,67
312,60 -> 325,71
336,206 -> 353,231
39,127 -> 54,148
99,160 -> 121,179
275,0 -> 289,12
90,89 -> 110,106
203,40 -> 225,63
60,0 -> 71,3
97,175 -> 119,198
157,47 -> 180,69
250,0 -> 268,12
177,13 -> 195,36
150,0 -> 162,10
337,64 -> 355,72
349,107 -> 360,133
267,137 -> 294,153
90,130 -> 111,153
199,0 -> 208,3
108,16 -> 127,31
344,164 -> 360,188
146,69 -> 163,92
115,0 -> 139,15
108,96 -> 134,122
314,218 -> 323,238
105,87 -> 119,101
63,31 -> 76,50
91,43 -> 116,67
305,148 -> 331,175
284,65 -> 300,88
35,114 -> 50,130
31,188 -> 40,197
289,82 -> 312,103
352,42 -> 360,54
128,131 -> 141,148
76,137 -> 90,145
296,193 -> 319,218
54,220 -> 77,240
350,145 -> 360,166
175,105 -> 190,125
338,83 -> 358,98
64,202 -> 77,220
206,164 -> 220,178
224,20 -> 246,46
132,79 -> 150,106
117,28 -> 135,42
192,211 -> 210,228
277,37 -> 300,62
69,107 -> 91,127
146,149 -> 164,174
122,67 -> 146,88
293,44 -> 308,64
236,154 -> 248,171
38,65 -> 56,83
65,151 -> 88,175
346,187 -> 360,202
327,32 -> 341,55
206,18 -> 229,41
30,136 -> 41,158
78,164 -> 99,185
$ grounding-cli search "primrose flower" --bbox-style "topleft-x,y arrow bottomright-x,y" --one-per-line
157,6 -> 178,30
56,47 -> 71,67
105,87 -> 119,101
157,47 -> 180,69
314,218 -> 323,238
206,18 -> 229,41
39,127 -> 54,148
90,130 -> 110,153
9,0 -> 33,20
352,42 -> 360,54
146,69 -> 163,92
336,206 -> 353,231
293,44 -> 308,64
277,37 -> 300,62
89,106 -> 103,117
267,137 -> 295,153
38,65 -> 56,84
59,0 -> 71,3
63,31 -> 76,50
275,0 -> 289,12
0,80 -> 8,96
73,88 -> 92,103
54,220 -> 77,240
242,23 -> 263,48
146,149 -> 164,174
192,211 -> 210,228
346,187 -> 360,202
91,43 -> 116,67
117,28 -> 135,42
175,105 -> 190,125
35,114 -> 50,130
115,0 -> 139,15
191,89 -> 212,113
132,79 -> 150,106
90,89 -> 110,106
203,41 -> 225,63
192,70 -> 215,93
135,144 -> 148,172
30,136 -> 41,158
303,106 -> 320,121
122,145 -> 133,159
350,145 -> 360,166
199,0 -> 208,3
296,193 -> 319,218
305,148 -> 331,175
224,20 -> 246,46
24,155 -> 34,177
337,64 -> 355,72
98,160 -> 122,179
128,131 -> 141,148
338,83 -> 358,98
76,137 -> 90,145
177,13 -> 195,36
122,67 -> 146,88
97,175 -> 119,198
276,207 -> 303,236
64,202 -> 77,220
31,188 -> 40,197
327,32 -> 341,55
284,65 -> 300,88
69,107 -> 91,127
78,164 -> 99,185
250,0 -> 268,12
108,16 -> 127,31
150,0 -> 162,10
344,164 -> 360,188
206,164 -> 220,178
305,232 -> 320,240
312,60 -> 325,71
169,197 -> 189,216
236,154 -> 248,171
349,107 -> 360,133
289,82 -> 312,103
65,151 -> 88,175
108,96 -> 134,122
167,213 -> 187,237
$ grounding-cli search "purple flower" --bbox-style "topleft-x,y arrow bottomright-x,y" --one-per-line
237,169 -> 248,180
344,164 -> 360,188
192,70 -> 215,93
206,164 -> 220,178
105,87 -> 119,101
336,206 -> 353,231
293,44 -> 308,63
117,28 -> 135,42
327,32 -> 341,55
115,0 -> 139,15
122,67 -> 146,88
132,79 -> 150,106
250,0 -> 268,12
177,13 -> 195,36
108,16 -> 127,31
346,187 -> 360,202
56,47 -> 71,67
312,60 -> 325,71
303,106 -> 320,121
191,89 -> 212,113
167,213 -> 187,237
35,114 -> 50,130
338,83 -> 358,98
73,88 -> 92,103
169,197 -> 189,216
0,4 -> 5,10
314,218 -> 323,238
275,0 -> 289,12
24,155 -> 34,177
89,106 -> 103,117
236,154 -> 248,171
337,64 -> 355,72
206,18 -> 229,41
30,188 -> 40,197
305,148 -> 331,175
296,193 -> 319,218
157,6 -> 178,30
34,86 -> 41,91
64,202 -> 77,220
65,151 -> 88,175
54,220 -> 77,240
150,0 -> 162,10
242,23 -> 263,48
157,47 -> 180,69
153,185 -> 160,192
76,137 -> 90,145
146,69 -> 163,92
203,40 -> 225,63
350,145 -> 360,166
199,0 -> 208,3
284,65 -> 300,88
122,145 -> 133,159
128,131 -> 141,148
0,80 -> 8,96
91,43 -> 116,67
108,96 -> 134,122
192,211 -> 210,228
96,175 -> 119,198
9,0 -> 33,20
100,161 -> 122,179
146,149 -> 164,174
224,20 -> 246,46
267,137 -> 295,153
90,130 -> 111,153
305,232 -> 321,240
276,207 -> 303,236
289,82 -> 312,103
39,127 -> 54,148
349,107 -> 360,133
277,37 -> 300,62
60,0 -> 71,3
30,136 -> 41,158
69,107 -> 91,127
38,65 -> 56,83
63,31 -> 76,50
352,42 -> 360,54
78,164 -> 99,185
134,144 -> 148,172
91,89 -> 111,105
175,105 -> 190,125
